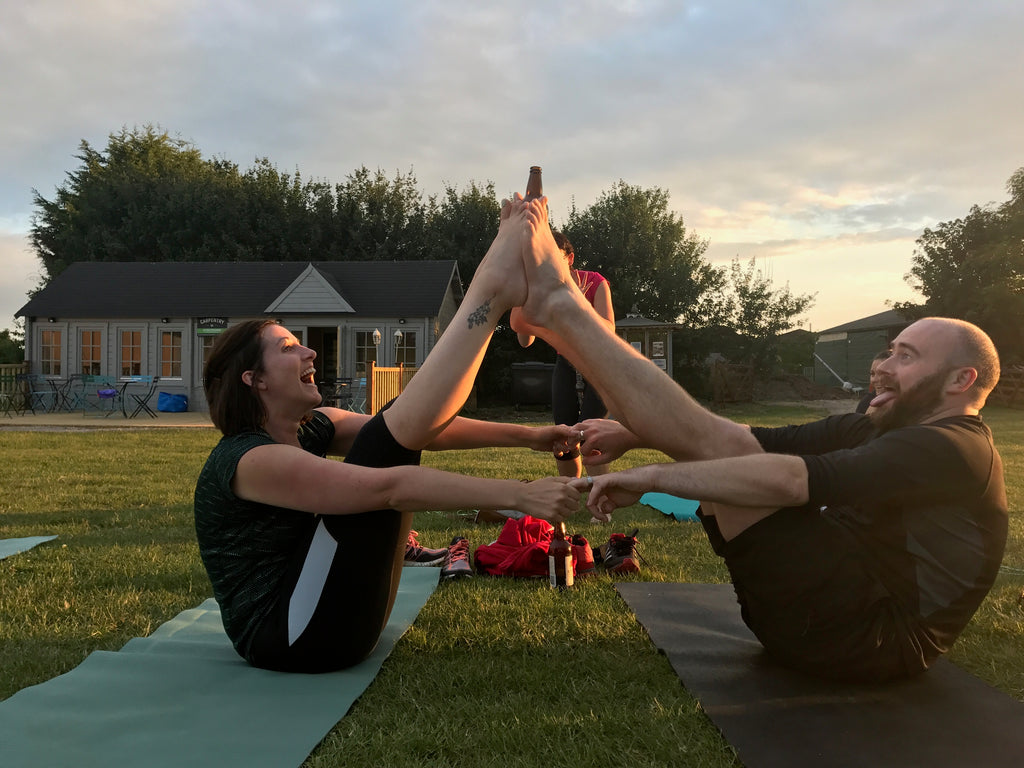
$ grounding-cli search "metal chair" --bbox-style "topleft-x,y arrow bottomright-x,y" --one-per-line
320,378 -> 354,410
127,376 -> 160,418
20,374 -> 59,413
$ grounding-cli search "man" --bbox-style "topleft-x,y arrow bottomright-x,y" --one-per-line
513,196 -> 1006,682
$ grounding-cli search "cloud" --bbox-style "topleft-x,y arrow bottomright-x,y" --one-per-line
1,0 -> 1022,330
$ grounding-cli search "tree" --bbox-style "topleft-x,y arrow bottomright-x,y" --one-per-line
563,181 -> 719,324
715,257 -> 815,372
894,167 -> 1024,363
0,325 -> 24,363
422,181 -> 501,284
332,167 -> 429,261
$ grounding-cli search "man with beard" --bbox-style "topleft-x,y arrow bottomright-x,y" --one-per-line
582,318 -> 1005,681
512,201 -> 1005,682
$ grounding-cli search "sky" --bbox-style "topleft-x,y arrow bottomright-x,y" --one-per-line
2,0 -> 1022,333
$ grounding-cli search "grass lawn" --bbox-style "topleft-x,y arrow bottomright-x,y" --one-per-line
1,403 -> 1022,767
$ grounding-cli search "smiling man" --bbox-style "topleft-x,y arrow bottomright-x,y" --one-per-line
581,317 -> 1006,681
513,200 -> 1006,683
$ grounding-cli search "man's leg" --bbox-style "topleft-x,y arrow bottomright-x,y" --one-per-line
515,200 -> 759,464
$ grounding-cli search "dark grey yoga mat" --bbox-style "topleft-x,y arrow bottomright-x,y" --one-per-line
616,582 -> 1024,768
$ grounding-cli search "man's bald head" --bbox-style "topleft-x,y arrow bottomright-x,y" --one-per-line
909,317 -> 1000,401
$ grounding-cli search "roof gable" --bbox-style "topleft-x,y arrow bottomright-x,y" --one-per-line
265,264 -> 354,314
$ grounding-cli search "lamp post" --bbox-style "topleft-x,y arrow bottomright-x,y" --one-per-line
393,329 -> 403,365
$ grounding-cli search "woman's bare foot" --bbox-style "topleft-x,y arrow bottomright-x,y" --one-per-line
466,197 -> 529,313
518,197 -> 586,331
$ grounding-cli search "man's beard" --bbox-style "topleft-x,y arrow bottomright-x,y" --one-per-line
868,368 -> 950,435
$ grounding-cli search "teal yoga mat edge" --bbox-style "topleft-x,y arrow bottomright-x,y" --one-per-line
0,566 -> 440,768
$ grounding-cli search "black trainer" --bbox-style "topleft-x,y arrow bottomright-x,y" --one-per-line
404,530 -> 448,567
597,528 -> 642,574
440,536 -> 474,580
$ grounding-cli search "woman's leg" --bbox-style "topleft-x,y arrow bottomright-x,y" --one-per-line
383,199 -> 529,450
551,355 -> 583,478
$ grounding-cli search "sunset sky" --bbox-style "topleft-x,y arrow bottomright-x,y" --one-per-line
2,1 -> 1021,332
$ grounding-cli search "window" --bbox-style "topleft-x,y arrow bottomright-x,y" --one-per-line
120,330 -> 142,377
200,335 -> 217,370
393,330 -> 417,366
160,331 -> 183,378
80,330 -> 102,375
355,330 -> 379,377
40,330 -> 62,376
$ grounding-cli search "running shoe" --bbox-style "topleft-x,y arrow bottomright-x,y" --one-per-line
440,536 -> 474,580
404,530 -> 448,567
597,528 -> 642,574
571,533 -> 596,577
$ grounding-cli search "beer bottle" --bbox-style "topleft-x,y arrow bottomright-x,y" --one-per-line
524,166 -> 543,201
548,521 -> 574,590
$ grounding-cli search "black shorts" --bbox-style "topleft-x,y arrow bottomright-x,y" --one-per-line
700,506 -> 928,682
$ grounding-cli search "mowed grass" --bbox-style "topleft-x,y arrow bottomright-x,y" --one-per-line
1,404 -> 1022,767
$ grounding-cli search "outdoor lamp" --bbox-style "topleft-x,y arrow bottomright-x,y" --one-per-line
372,328 -> 381,346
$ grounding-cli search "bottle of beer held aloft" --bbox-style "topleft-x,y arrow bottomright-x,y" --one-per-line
524,166 -> 543,201
548,521 -> 574,590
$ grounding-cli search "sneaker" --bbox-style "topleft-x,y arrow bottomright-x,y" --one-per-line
571,534 -> 596,577
440,536 -> 474,580
404,530 -> 448,567
598,528 -> 641,574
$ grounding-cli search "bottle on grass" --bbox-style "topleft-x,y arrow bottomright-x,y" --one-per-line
548,521 -> 574,590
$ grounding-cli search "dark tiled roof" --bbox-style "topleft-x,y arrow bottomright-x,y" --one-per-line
819,309 -> 911,334
17,261 -> 461,319
615,315 -> 682,328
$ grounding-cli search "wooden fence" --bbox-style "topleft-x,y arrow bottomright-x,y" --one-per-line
0,362 -> 28,396
989,367 -> 1024,408
368,362 -> 418,415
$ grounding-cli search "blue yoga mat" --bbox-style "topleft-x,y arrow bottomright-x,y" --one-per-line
0,535 -> 57,559
0,566 -> 440,768
640,492 -> 700,521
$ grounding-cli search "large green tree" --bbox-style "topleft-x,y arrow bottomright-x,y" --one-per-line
895,167 -> 1024,362
562,181 -> 719,324
714,257 -> 815,372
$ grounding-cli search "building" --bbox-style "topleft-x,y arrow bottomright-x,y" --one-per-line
813,309 -> 911,389
16,260 -> 463,411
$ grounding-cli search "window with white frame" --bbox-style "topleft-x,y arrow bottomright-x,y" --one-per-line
120,330 -> 142,377
160,330 -> 183,378
40,329 -> 62,376
355,330 -> 379,376
80,330 -> 102,375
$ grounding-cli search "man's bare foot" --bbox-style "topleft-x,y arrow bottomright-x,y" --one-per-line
518,197 -> 585,330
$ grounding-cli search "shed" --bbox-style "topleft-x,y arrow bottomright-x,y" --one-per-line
16,260 -> 462,411
813,309 -> 911,389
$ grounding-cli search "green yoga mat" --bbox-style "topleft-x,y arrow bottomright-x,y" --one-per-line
0,535 -> 57,559
617,582 -> 1024,768
0,566 -> 439,768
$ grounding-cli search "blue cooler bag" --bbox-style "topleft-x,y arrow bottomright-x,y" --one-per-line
158,392 -> 188,413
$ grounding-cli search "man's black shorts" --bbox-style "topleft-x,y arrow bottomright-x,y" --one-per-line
699,505 -> 927,682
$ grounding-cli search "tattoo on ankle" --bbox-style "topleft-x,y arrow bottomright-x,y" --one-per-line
467,299 -> 491,329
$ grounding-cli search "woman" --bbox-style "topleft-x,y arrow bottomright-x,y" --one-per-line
195,199 -> 579,673
512,232 -> 615,485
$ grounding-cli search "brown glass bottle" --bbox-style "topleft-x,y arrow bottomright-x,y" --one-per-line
548,521 -> 574,590
524,166 -> 543,201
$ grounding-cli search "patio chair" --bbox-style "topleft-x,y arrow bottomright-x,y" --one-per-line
127,376 -> 160,419
20,374 -> 59,414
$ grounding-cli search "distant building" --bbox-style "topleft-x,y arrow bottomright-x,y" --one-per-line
813,309 -> 911,389
16,260 -> 463,411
